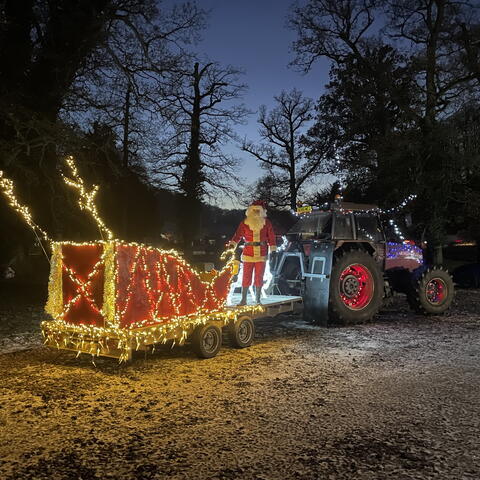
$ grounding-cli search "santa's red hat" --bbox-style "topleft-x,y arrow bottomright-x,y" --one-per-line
250,200 -> 267,209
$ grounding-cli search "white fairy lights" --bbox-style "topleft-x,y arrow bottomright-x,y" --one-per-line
62,156 -> 114,241
0,170 -> 52,244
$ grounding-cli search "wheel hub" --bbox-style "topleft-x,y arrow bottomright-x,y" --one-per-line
426,278 -> 446,305
238,322 -> 251,342
203,330 -> 218,352
342,275 -> 360,297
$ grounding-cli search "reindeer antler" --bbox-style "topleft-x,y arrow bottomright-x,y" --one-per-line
0,169 -> 52,244
62,156 -> 114,240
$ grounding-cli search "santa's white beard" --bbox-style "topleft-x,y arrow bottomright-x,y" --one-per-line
244,214 -> 265,231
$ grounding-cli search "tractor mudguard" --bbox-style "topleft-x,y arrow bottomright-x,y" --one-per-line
303,242 -> 334,326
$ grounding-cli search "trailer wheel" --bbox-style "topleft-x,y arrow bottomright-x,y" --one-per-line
229,316 -> 255,348
329,249 -> 383,325
407,267 -> 454,315
192,323 -> 222,358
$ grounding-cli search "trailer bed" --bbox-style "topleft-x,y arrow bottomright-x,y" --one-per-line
226,294 -> 302,318
43,294 -> 302,362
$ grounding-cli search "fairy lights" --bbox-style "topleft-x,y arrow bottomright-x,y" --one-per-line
62,156 -> 114,240
42,239 -> 248,361
386,242 -> 423,260
346,194 -> 418,216
42,300 -> 264,362
0,170 -> 52,243
0,155 -> 115,247
294,194 -> 418,217
45,243 -> 63,317
389,219 -> 405,241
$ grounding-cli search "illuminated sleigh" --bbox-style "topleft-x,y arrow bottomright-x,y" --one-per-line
0,157 -> 260,361
43,240 -> 236,361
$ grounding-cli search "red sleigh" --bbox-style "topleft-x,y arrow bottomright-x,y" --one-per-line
43,240 -> 236,360
1,157 -> 252,360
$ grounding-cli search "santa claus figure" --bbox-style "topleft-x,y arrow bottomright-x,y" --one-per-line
229,200 -> 276,305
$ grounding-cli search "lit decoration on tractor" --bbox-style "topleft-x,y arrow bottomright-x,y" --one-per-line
385,242 -> 423,271
293,194 -> 418,219
1,157 -> 261,361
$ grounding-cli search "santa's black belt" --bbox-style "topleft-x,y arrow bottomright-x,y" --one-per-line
244,241 -> 267,246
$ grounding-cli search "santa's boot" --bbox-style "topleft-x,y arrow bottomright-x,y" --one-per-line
238,287 -> 248,306
255,286 -> 262,305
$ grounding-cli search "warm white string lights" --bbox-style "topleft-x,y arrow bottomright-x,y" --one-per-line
62,156 -> 114,240
0,170 -> 52,244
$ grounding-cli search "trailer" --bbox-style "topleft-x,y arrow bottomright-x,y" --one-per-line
1,158 -> 302,362
42,240 -> 302,361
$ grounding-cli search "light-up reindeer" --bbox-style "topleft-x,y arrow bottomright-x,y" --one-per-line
0,157 -> 259,361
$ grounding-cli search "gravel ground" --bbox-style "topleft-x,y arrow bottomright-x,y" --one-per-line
0,286 -> 479,480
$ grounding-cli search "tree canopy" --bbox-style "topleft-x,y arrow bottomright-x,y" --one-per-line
290,0 -> 480,261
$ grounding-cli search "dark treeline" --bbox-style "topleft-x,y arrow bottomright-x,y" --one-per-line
1,0 -> 480,277
287,0 -> 480,263
246,0 -> 480,263
0,0 -> 248,277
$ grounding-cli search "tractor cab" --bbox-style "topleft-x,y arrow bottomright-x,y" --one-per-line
285,202 -> 385,261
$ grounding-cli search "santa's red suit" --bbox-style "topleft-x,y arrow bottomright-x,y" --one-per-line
230,201 -> 276,290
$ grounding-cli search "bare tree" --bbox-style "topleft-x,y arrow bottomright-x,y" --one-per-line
0,0 -> 207,266
248,174 -> 290,209
290,0 -> 480,134
61,1 -> 207,167
0,0 -> 207,190
383,1 -> 479,126
382,0 -> 480,262
153,61 -> 249,246
289,0 -> 379,70
243,89 -> 327,210
457,23 -> 480,83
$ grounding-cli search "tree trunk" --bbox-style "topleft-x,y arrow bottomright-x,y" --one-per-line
289,169 -> 297,210
289,118 -> 297,210
122,84 -> 131,237
424,0 -> 444,132
179,62 -> 204,248
122,84 -> 131,170
423,1 -> 446,266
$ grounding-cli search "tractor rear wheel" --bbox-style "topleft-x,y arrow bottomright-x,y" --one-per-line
407,267 -> 454,315
329,250 -> 383,325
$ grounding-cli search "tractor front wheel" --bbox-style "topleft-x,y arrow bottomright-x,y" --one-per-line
329,250 -> 384,325
407,267 -> 454,315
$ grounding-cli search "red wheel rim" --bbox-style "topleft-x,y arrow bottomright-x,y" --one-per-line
339,263 -> 374,310
426,278 -> 446,305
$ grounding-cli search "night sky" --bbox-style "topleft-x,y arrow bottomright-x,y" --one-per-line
168,0 -> 333,203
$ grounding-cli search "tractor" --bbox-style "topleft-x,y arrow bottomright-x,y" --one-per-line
268,201 -> 454,325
